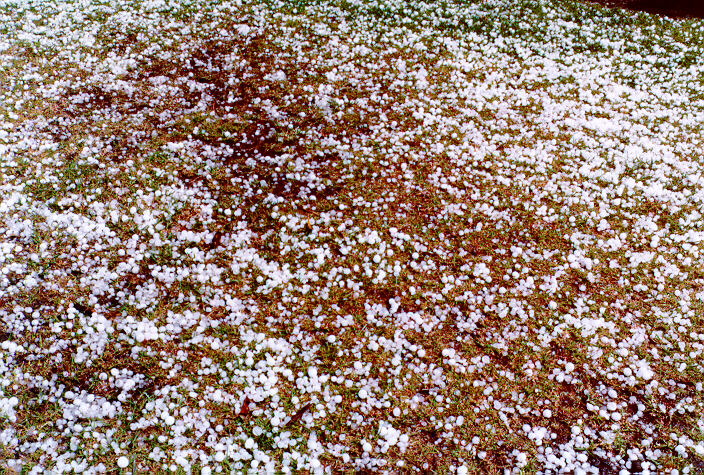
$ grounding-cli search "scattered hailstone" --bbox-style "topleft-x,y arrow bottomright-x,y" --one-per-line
513,450 -> 528,468
162,412 -> 176,426
473,262 -> 492,283
636,362 -> 654,380
265,70 -> 287,82
80,33 -> 96,47
235,24 -> 251,36
0,396 -> 19,423
117,456 -> 129,468
378,421 -> 401,447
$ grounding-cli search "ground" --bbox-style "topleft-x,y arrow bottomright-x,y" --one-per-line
0,0 -> 703,473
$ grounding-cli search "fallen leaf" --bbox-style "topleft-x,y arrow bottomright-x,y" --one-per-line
284,402 -> 312,427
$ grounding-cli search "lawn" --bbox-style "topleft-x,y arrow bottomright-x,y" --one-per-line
0,0 -> 703,472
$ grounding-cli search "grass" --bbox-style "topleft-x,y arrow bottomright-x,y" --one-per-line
0,0 -> 703,472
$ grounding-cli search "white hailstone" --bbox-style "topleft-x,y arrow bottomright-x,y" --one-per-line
373,254 -> 381,264
201,468 -> 212,475
358,389 -> 368,399
270,70 -> 287,82
393,407 -> 401,417
214,451 -> 225,462
636,363 -> 654,380
326,335 -> 336,343
0,396 -> 19,423
612,412 -> 622,422
117,456 -> 129,468
549,301 -> 557,310
473,262 -> 491,282
457,466 -> 469,475
308,366 -> 318,379
543,409 -> 552,418
235,24 -> 251,36
361,440 -> 373,453
565,362 -> 575,372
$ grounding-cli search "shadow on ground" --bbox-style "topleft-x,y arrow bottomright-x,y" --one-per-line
585,0 -> 704,18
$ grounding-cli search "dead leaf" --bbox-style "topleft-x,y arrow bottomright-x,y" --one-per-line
284,402 -> 312,427
239,396 -> 251,417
